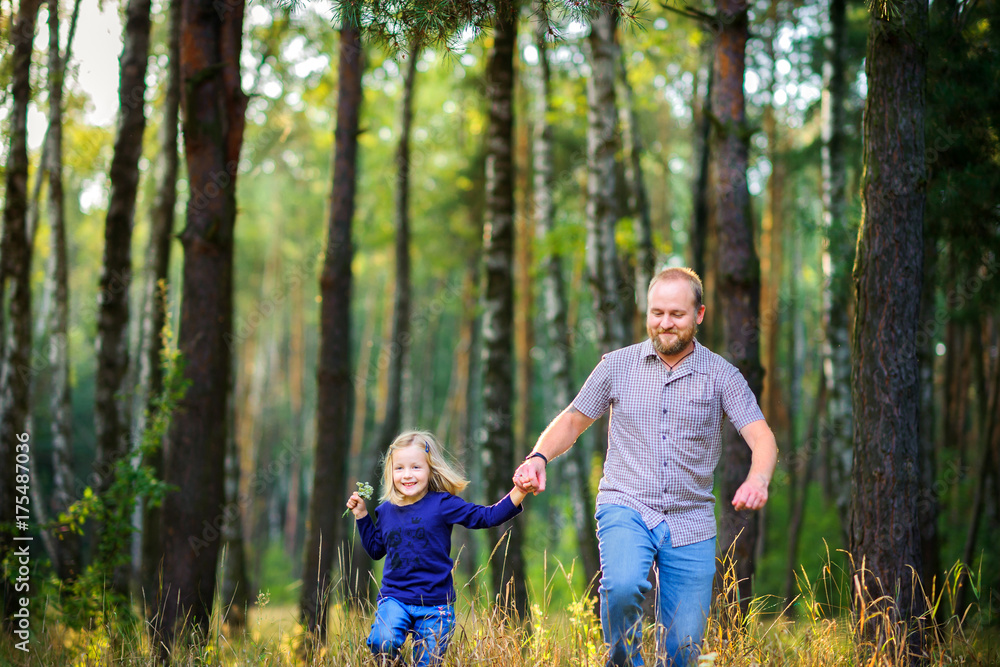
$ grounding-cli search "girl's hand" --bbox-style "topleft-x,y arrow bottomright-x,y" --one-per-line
509,486 -> 527,506
346,492 -> 368,520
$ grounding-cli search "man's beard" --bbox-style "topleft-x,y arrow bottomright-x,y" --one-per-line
648,321 -> 697,356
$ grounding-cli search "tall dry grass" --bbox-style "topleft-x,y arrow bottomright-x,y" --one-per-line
1,544 -> 996,666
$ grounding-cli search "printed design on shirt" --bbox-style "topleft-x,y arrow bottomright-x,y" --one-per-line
386,516 -> 431,572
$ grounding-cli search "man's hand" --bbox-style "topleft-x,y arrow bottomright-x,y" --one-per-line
513,456 -> 547,495
346,492 -> 368,519
731,475 -> 768,511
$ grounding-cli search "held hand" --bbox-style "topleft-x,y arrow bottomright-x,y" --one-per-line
731,476 -> 769,511
513,457 -> 547,495
346,492 -> 368,520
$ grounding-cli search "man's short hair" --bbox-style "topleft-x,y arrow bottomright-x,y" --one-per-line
647,267 -> 704,309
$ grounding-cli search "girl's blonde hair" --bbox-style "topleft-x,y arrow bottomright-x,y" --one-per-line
380,430 -> 469,504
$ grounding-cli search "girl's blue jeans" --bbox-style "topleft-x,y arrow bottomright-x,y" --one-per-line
367,596 -> 456,667
596,503 -> 716,667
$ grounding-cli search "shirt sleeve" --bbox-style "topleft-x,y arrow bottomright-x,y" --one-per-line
356,509 -> 386,561
572,356 -> 613,419
440,493 -> 523,529
721,368 -> 765,432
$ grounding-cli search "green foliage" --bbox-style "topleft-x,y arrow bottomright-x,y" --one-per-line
44,293 -> 189,628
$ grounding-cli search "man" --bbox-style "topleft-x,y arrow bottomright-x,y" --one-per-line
514,267 -> 777,667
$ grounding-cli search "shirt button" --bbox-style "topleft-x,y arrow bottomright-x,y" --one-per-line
662,409 -> 666,414
663,462 -> 667,466
662,435 -> 666,440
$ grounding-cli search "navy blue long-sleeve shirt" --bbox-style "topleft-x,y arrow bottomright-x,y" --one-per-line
356,491 -> 522,605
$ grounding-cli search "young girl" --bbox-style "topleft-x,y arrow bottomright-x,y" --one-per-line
345,430 -> 527,667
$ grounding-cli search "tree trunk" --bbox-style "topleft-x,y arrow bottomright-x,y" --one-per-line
533,12 -> 601,588
221,375 -> 249,629
300,21 -> 362,638
586,8 -> 627,354
761,0 -> 786,439
155,0 -> 247,652
820,0 -> 854,539
0,0 -> 41,632
617,50 -> 654,324
481,5 -> 526,617
689,36 -> 713,279
41,0 -> 81,583
849,0 -> 928,657
94,0 -> 152,501
139,0 -> 181,607
373,44 -> 417,460
783,370 -> 826,612
713,0 -> 763,610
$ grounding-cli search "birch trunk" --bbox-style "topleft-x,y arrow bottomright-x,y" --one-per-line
481,5 -> 527,615
43,0 -> 81,582
533,13 -> 600,586
0,0 -> 42,630
586,8 -> 627,354
94,0 -> 152,500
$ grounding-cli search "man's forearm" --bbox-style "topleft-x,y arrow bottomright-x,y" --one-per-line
531,406 -> 595,461
741,419 -> 778,486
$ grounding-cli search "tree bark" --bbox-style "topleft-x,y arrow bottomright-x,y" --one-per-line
372,44 -> 417,474
712,0 -> 763,610
849,0 -> 928,656
586,8 -> 628,354
139,0 -> 181,607
41,0 -> 81,583
820,0 -> 854,539
617,50 -> 655,329
533,12 -> 601,587
94,0 -> 153,502
300,21 -> 362,638
481,5 -> 527,616
220,375 -> 249,629
689,37 -> 713,279
155,0 -> 247,652
0,0 -> 42,632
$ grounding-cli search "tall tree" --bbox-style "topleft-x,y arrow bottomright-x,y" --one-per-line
372,44 -> 418,486
586,8 -> 627,353
819,0 -> 853,538
138,0 -> 181,604
481,4 -> 527,616
0,0 -> 42,631
45,0 -> 80,582
617,50 -> 654,323
93,0 -> 153,503
532,11 -> 600,587
689,36 -> 713,279
155,0 -> 248,651
300,20 -> 363,638
712,0 -> 764,608
849,0 -> 928,656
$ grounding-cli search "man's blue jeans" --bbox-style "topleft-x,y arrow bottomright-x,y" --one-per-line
596,504 -> 716,667
367,597 -> 456,667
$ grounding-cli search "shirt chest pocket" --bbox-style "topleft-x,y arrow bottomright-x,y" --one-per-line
686,376 -> 719,433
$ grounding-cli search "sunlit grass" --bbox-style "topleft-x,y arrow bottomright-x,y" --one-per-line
1,552 -> 997,666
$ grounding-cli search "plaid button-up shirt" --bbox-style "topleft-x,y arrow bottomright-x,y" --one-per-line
573,338 -> 764,547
